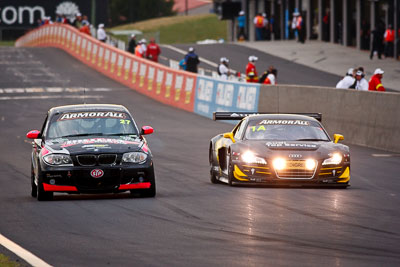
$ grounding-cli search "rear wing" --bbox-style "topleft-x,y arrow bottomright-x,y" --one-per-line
213,112 -> 322,122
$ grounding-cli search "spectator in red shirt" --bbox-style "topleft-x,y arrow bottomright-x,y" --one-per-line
79,21 -> 91,36
246,56 -> 259,83
146,38 -> 161,62
369,68 -> 385,91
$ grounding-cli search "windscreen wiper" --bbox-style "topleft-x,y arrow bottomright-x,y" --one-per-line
296,138 -> 329,141
60,133 -> 104,138
103,133 -> 137,136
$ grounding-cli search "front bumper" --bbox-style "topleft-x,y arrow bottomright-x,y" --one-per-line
231,160 -> 350,186
40,161 -> 154,193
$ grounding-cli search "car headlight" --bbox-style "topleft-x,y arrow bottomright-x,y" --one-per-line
241,151 -> 267,165
122,152 -> 147,164
272,158 -> 286,170
43,154 -> 72,166
322,153 -> 343,165
305,159 -> 317,170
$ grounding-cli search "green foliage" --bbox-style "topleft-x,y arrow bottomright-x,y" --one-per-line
110,14 -> 227,44
0,254 -> 20,267
109,0 -> 175,26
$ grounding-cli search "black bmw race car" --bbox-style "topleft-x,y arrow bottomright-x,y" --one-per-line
27,104 -> 156,201
209,112 -> 350,188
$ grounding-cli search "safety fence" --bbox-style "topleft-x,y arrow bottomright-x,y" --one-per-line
15,24 -> 260,118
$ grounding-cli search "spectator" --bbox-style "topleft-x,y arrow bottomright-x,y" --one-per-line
369,68 -> 385,91
127,34 -> 137,54
55,13 -> 63,23
259,66 -> 277,85
336,68 -> 355,89
217,57 -> 230,80
179,58 -> 186,70
246,56 -> 259,83
370,27 -> 384,59
296,12 -> 305,43
253,13 -> 265,41
97,24 -> 107,42
384,25 -> 395,58
140,39 -> 147,57
146,38 -> 161,62
135,40 -> 144,58
82,15 -> 89,26
322,9 -> 330,41
184,47 -> 200,73
73,13 -> 82,29
291,12 -> 298,39
350,70 -> 368,91
80,21 -> 91,35
237,11 -> 246,41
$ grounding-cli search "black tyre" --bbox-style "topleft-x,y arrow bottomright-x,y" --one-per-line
209,148 -> 219,184
227,154 -> 235,186
131,166 -> 156,198
36,168 -> 53,201
31,163 -> 37,198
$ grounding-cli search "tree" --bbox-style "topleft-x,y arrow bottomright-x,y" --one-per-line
109,0 -> 175,26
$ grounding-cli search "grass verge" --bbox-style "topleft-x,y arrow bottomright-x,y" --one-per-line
0,254 -> 20,267
110,14 -> 227,44
0,41 -> 15,46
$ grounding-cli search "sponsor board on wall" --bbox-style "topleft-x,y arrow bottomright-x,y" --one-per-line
194,76 -> 260,119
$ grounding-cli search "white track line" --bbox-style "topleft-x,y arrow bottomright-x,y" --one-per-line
0,233 -> 53,267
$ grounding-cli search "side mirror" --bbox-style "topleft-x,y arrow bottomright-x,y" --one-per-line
26,130 -> 41,139
223,132 -> 236,143
141,126 -> 154,135
333,134 -> 344,144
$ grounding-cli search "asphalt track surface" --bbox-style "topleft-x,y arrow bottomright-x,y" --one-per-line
0,47 -> 400,267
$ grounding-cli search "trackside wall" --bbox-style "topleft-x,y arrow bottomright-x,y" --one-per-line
15,24 -> 259,117
258,85 -> 400,153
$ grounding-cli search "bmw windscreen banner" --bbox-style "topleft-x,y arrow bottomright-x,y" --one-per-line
0,0 -> 108,28
194,76 -> 260,119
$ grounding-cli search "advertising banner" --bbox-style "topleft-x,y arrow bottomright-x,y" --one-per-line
194,76 -> 260,119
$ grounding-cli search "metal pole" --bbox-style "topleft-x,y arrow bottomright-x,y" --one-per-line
343,0 -> 347,46
91,0 -> 96,27
395,0 -> 398,59
307,0 -> 311,40
318,0 -> 322,41
330,0 -> 335,43
356,0 -> 361,49
185,0 -> 188,15
249,0 -> 256,41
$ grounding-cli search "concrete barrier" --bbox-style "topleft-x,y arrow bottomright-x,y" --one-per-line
259,85 -> 400,153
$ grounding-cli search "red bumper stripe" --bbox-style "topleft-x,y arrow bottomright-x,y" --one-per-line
43,183 -> 78,192
119,182 -> 151,190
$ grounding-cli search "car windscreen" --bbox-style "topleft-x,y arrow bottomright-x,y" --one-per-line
244,119 -> 330,141
47,111 -> 138,139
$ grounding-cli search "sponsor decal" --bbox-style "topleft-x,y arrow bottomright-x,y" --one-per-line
82,144 -> 111,149
58,112 -> 126,120
61,138 -> 138,147
259,120 -> 310,125
289,154 -> 303,158
265,142 -> 317,148
90,169 -> 104,178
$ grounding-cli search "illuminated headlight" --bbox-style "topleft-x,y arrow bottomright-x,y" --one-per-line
122,152 -> 147,163
305,159 -> 317,170
273,158 -> 286,170
43,154 -> 72,166
322,153 -> 343,165
241,151 -> 267,165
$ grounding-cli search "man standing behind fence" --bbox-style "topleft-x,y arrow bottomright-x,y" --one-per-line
146,38 -> 161,62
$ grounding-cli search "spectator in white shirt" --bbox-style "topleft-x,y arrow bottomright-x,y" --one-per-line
97,23 -> 107,42
336,68 -> 355,89
218,57 -> 230,80
353,70 -> 369,91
